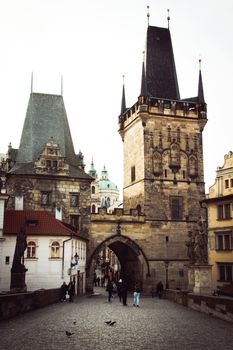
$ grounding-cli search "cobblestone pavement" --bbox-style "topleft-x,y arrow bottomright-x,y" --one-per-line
0,288 -> 232,350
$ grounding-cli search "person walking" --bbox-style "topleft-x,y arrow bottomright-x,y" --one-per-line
106,279 -> 113,302
156,281 -> 164,299
133,283 -> 141,307
121,279 -> 128,306
68,281 -> 75,302
117,279 -> 123,302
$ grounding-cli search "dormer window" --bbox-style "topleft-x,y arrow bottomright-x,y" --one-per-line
26,220 -> 38,227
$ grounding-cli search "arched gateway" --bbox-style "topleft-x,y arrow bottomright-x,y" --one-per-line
86,230 -> 150,293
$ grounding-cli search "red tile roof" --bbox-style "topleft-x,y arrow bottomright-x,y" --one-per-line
4,210 -> 78,237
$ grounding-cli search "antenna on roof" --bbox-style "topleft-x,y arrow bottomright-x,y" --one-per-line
147,5 -> 150,26
61,75 -> 63,96
167,9 -> 170,29
31,72 -> 33,93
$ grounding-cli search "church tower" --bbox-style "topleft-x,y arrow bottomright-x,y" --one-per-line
119,24 -> 207,224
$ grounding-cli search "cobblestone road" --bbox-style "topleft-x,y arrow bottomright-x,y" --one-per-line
0,288 -> 232,350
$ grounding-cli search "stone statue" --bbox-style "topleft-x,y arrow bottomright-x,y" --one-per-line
194,231 -> 208,265
186,220 -> 208,265
10,227 -> 28,291
12,227 -> 27,272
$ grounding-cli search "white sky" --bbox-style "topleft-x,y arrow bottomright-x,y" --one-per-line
0,0 -> 232,196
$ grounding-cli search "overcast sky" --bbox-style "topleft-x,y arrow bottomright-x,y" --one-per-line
0,0 -> 232,196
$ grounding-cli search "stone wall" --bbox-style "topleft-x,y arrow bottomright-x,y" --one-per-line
0,288 -> 61,321
164,289 -> 233,323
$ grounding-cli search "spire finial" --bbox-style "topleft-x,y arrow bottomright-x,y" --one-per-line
199,58 -> 202,70
167,9 -> 170,29
122,74 -> 125,85
147,5 -> 150,26
61,75 -> 63,96
31,72 -> 33,93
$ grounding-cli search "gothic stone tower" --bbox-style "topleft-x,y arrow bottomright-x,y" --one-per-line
119,25 -> 207,289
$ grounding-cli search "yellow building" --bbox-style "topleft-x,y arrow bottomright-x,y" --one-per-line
206,151 -> 233,290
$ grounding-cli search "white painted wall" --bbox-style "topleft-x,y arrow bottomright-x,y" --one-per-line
0,235 -> 87,292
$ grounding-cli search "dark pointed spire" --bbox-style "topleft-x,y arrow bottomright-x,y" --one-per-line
198,59 -> 205,103
145,25 -> 180,99
120,75 -> 126,115
140,51 -> 147,97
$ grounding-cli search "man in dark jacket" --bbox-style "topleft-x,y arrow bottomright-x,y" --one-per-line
106,279 -> 114,302
121,279 -> 128,306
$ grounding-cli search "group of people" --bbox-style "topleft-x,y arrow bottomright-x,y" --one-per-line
60,281 -> 75,302
106,278 -> 141,307
106,278 -> 164,306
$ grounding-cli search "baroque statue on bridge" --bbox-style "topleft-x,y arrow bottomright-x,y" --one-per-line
10,227 -> 28,291
186,220 -> 208,265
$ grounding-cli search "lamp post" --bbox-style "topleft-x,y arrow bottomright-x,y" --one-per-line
164,261 -> 169,289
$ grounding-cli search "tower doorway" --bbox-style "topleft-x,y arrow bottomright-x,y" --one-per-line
86,234 -> 150,293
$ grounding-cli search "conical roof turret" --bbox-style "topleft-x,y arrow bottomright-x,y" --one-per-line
198,60 -> 205,103
140,59 -> 147,97
120,79 -> 126,115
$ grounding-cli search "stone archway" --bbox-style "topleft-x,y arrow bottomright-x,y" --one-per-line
86,234 -> 150,293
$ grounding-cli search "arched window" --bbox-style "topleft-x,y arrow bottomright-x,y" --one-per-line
51,241 -> 60,258
92,204 -> 96,213
27,241 -> 36,258
91,186 -> 95,194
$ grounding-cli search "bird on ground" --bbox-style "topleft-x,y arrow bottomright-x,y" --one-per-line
109,321 -> 116,326
66,331 -> 74,336
105,320 -> 112,325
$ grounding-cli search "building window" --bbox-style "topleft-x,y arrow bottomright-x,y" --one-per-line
5,256 -> 10,265
41,192 -> 50,205
225,179 -> 229,189
131,166 -> 136,182
15,196 -> 24,210
46,160 -> 58,168
164,169 -> 167,178
217,204 -> 231,220
51,241 -> 60,258
70,193 -> 79,207
91,186 -> 95,194
46,160 -> 52,167
216,232 -> 232,250
27,241 -> 36,258
170,196 -> 183,220
70,215 -> 80,230
218,264 -> 233,282
231,179 -> 233,188
91,204 -> 96,213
